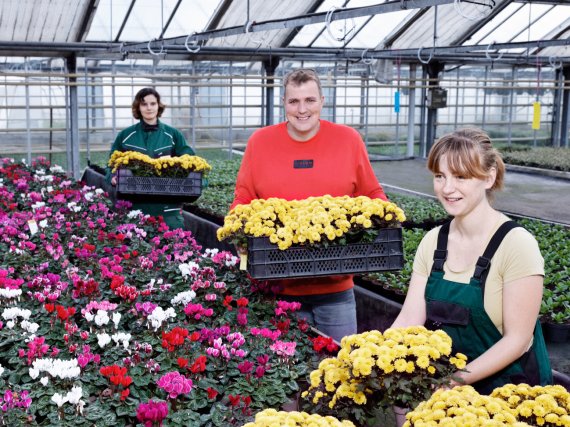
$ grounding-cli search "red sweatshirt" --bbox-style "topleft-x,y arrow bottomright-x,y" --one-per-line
231,120 -> 387,295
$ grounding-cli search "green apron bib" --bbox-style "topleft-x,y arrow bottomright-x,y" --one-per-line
116,123 -> 187,231
425,221 -> 552,394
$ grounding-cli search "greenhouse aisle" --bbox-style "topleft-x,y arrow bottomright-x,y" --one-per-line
371,158 -> 570,377
373,158 -> 570,226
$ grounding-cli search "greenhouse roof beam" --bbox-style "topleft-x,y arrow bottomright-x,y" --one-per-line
75,0 -> 99,43
120,0 -> 458,51
1,36 -> 569,66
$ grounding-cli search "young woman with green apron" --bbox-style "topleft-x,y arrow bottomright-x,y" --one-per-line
106,87 -> 194,230
391,127 -> 552,394
425,220 -> 552,394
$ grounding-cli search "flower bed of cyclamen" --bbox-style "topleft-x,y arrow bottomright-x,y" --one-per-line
0,157 -> 338,426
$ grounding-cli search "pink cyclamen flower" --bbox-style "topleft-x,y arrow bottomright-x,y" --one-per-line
136,399 -> 168,427
269,340 -> 297,357
156,371 -> 193,399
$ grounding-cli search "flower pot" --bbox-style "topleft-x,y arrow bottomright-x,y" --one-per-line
393,405 -> 409,427
544,322 -> 570,343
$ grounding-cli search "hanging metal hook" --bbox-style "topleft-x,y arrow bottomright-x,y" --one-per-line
244,20 -> 264,45
325,6 -> 355,42
360,49 -> 374,65
549,55 -> 563,70
147,38 -> 165,56
184,33 -> 201,53
417,47 -> 433,65
119,42 -> 128,60
485,42 -> 503,61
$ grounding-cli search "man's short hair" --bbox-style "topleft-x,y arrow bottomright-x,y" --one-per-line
283,68 -> 323,97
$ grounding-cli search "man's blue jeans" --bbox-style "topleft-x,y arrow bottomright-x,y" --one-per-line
279,289 -> 357,343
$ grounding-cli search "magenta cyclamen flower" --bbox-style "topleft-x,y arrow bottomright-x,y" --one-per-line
136,399 -> 168,427
156,371 -> 193,399
275,300 -> 302,316
0,389 -> 32,412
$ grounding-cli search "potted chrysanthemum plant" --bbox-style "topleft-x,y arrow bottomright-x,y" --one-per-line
300,326 -> 468,427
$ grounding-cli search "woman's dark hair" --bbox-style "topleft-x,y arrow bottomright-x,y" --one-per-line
131,87 -> 165,119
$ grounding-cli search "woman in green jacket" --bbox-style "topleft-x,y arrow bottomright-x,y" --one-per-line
106,87 -> 194,230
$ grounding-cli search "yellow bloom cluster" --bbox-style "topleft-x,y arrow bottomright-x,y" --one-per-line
491,384 -> 570,427
302,327 -> 467,411
108,150 -> 212,176
217,195 -> 406,250
405,386 -> 525,426
242,409 -> 355,427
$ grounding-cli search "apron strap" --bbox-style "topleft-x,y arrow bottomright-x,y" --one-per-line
431,220 -> 522,286
432,221 -> 451,272
474,220 -> 521,295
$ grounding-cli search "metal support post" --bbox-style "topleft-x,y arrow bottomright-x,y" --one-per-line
407,64 -> 416,157
66,56 -> 81,180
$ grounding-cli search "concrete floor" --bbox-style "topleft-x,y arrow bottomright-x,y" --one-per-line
372,158 -> 570,225
370,158 -> 570,377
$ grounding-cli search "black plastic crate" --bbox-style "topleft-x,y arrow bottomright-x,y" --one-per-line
246,227 -> 404,280
116,168 -> 202,203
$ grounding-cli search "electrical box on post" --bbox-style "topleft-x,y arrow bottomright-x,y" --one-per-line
427,87 -> 448,108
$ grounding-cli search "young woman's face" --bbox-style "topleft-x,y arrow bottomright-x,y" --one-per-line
139,94 -> 159,124
433,154 -> 494,218
283,80 -> 324,141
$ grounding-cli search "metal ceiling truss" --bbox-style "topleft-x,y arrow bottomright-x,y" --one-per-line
0,0 -> 569,68
1,37 -> 568,67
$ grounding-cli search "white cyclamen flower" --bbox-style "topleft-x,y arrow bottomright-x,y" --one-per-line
112,332 -> 132,350
67,386 -> 83,405
51,393 -> 67,407
171,290 -> 197,306
148,307 -> 176,331
127,210 -> 143,219
50,165 -> 64,173
67,202 -> 81,213
2,307 -> 32,320
112,312 -> 121,327
21,320 -> 40,334
179,261 -> 199,278
94,309 -> 110,326
0,289 -> 22,299
97,333 -> 111,348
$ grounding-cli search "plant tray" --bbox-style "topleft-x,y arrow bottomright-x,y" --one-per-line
116,168 -> 202,203
246,227 -> 404,280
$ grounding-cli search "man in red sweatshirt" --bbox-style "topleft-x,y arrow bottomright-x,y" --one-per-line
231,68 -> 387,342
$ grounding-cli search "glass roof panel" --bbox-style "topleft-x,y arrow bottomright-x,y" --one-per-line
119,0 -> 185,41
86,0 -> 217,43
467,3 -> 568,46
510,6 -> 570,44
287,0 -> 340,47
86,0 -> 133,42
344,10 -> 414,49
162,0 -> 219,39
298,0 -> 412,48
